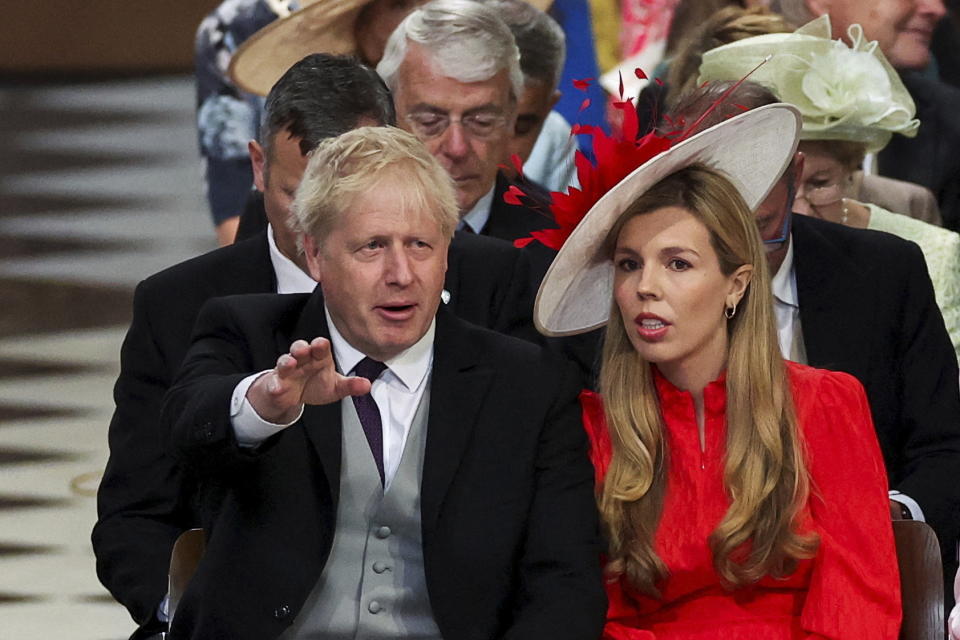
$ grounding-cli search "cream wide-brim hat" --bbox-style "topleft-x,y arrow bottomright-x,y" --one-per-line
534,103 -> 802,337
229,0 -> 555,97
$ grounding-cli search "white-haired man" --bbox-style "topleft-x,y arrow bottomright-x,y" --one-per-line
377,0 -> 556,241
160,126 -> 605,639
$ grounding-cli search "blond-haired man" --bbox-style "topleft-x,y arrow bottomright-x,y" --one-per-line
161,127 -> 605,639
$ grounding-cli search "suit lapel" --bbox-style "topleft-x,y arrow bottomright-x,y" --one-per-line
420,308 -> 495,534
284,290 -> 344,504
792,216 -> 869,370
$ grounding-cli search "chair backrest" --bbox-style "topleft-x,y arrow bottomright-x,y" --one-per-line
893,519 -> 944,640
168,528 -> 206,626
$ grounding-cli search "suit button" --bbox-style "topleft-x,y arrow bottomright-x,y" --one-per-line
368,600 -> 382,614
375,526 -> 391,539
373,561 -> 388,574
274,604 -> 291,619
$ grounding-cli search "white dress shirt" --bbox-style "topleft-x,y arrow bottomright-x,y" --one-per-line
458,186 -> 495,234
267,224 -> 316,294
772,232 -> 924,521
771,237 -> 802,361
230,304 -> 435,489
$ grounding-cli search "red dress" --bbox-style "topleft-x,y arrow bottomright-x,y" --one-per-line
581,362 -> 901,639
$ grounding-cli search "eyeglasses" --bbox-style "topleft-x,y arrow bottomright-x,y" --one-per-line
404,110 -> 508,140
761,180 -> 795,251
796,182 -> 844,207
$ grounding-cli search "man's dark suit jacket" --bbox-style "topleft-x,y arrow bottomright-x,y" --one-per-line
92,229 -> 539,637
878,71 -> 960,232
792,214 -> 960,593
160,293 -> 606,640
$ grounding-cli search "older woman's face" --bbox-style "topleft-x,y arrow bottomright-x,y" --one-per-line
824,0 -> 945,70
794,145 -> 854,223
613,206 -> 749,383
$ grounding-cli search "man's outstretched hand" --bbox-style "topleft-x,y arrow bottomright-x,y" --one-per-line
246,338 -> 371,424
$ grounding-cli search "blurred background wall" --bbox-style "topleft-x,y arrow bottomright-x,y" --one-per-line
1,1 -> 222,74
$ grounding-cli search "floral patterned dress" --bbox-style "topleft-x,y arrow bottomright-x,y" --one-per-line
194,0 -> 289,225
865,202 -> 960,363
581,362 -> 901,639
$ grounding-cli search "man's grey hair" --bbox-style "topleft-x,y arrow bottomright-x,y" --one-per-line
769,0 -> 814,28
477,0 -> 566,91
377,0 -> 524,100
290,126 -> 459,247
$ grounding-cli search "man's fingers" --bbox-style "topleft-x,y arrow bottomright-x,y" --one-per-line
308,337 -> 333,361
276,338 -> 334,381
335,374 -> 372,400
274,353 -> 298,377
268,337 -> 364,406
288,339 -> 311,360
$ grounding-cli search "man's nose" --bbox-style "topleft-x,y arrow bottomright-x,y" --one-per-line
438,121 -> 470,159
792,191 -> 813,216
385,248 -> 415,286
919,0 -> 947,19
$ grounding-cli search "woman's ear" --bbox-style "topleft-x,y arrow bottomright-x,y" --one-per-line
727,264 -> 753,307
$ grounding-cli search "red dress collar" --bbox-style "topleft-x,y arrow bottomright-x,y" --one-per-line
651,365 -> 728,423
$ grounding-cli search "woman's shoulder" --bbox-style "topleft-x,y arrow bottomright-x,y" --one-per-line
784,361 -> 874,442
785,361 -> 866,402
867,204 -> 960,258
784,360 -> 863,390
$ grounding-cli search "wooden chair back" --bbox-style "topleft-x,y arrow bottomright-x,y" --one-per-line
893,519 -> 944,640
167,528 -> 206,626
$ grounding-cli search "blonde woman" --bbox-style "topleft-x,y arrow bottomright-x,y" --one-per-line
533,105 -> 900,638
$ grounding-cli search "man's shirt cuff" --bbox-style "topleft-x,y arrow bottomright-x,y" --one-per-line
230,371 -> 304,446
889,490 -> 925,521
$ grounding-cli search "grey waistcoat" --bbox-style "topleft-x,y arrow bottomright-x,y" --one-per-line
280,386 -> 442,640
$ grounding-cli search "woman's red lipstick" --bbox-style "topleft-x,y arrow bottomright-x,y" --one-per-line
635,313 -> 670,341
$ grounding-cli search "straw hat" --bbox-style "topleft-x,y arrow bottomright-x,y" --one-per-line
229,0 -> 368,96
697,15 -> 918,153
229,0 -> 554,97
534,103 -> 801,336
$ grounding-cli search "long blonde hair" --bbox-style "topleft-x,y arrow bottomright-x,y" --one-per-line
599,164 -> 818,596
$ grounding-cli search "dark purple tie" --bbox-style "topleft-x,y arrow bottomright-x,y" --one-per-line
352,357 -> 388,485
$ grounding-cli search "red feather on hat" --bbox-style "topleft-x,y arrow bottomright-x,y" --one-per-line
514,98 -> 672,250
512,66 -> 767,251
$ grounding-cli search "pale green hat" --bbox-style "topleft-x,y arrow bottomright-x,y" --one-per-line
697,15 -> 919,153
